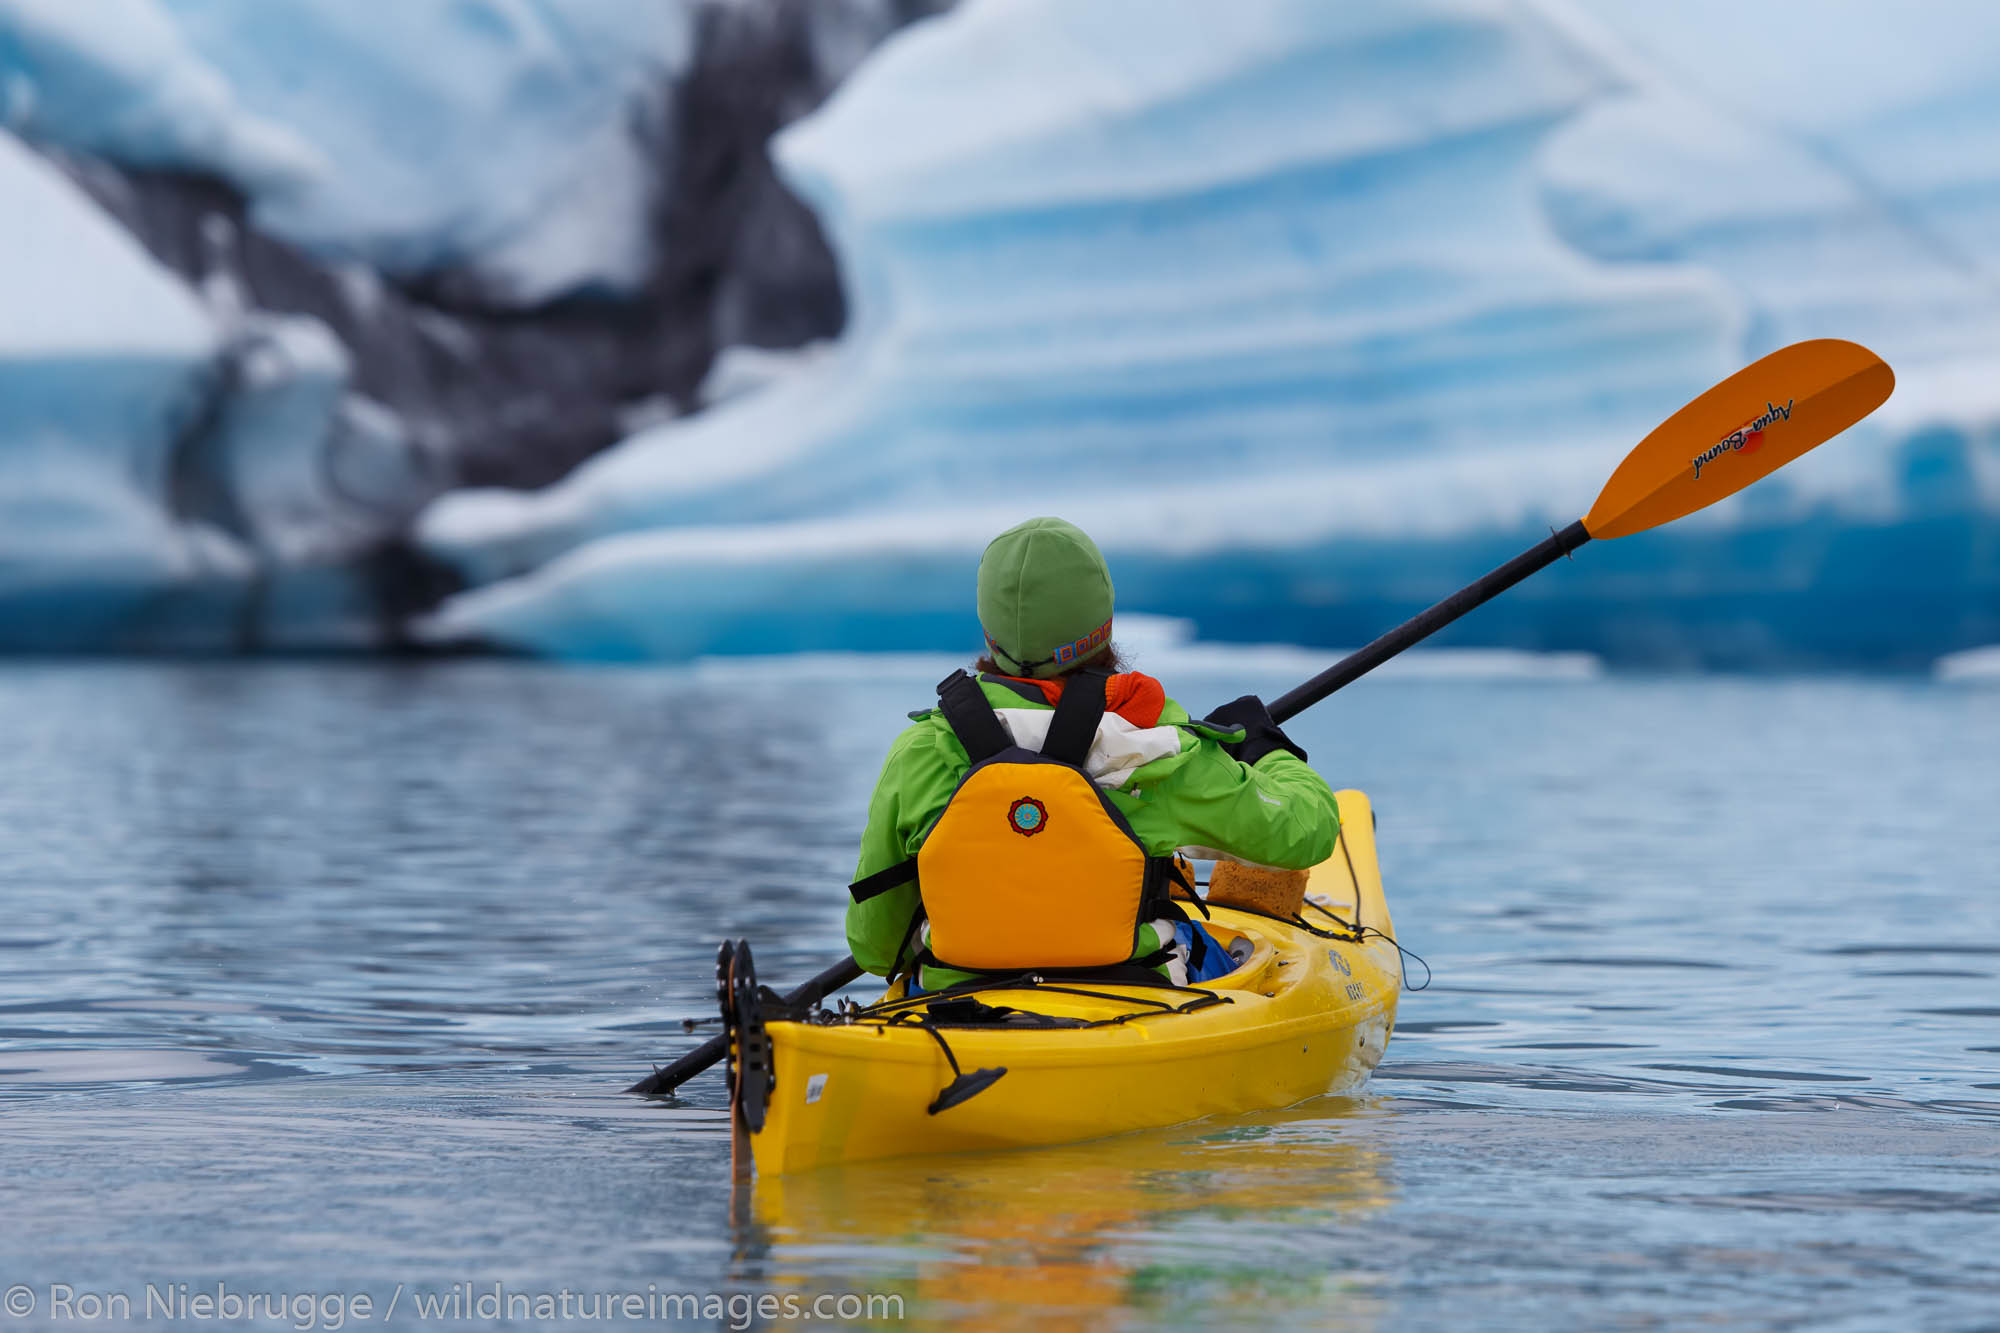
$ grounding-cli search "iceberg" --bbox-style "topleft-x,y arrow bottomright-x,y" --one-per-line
1936,645 -> 2000,683
419,0 -> 1741,579
0,0 -> 938,653
0,0 -> 692,303
0,127 -> 245,648
0,126 -> 419,650
417,0 -> 2000,665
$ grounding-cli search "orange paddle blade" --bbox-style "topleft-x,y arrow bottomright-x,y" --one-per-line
1583,339 -> 1894,540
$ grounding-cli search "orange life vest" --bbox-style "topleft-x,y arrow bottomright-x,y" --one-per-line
849,670 -> 1189,977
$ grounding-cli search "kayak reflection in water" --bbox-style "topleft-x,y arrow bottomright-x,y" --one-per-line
845,517 -> 1343,994
742,1106 -> 1395,1326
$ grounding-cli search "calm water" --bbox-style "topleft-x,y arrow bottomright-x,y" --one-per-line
1,659 -> 1996,1330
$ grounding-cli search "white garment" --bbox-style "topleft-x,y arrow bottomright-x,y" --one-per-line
991,707 -> 1184,789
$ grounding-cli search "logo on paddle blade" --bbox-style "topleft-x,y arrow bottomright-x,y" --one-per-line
1007,797 -> 1048,837
1692,399 -> 1792,479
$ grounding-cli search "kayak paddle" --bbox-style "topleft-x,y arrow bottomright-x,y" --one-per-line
626,956 -> 863,1096
1268,338 -> 1894,721
628,337 -> 1893,1097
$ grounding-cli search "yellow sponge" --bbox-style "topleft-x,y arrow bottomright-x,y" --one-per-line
1206,861 -> 1309,918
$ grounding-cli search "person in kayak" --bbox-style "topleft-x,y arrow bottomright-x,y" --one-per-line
846,516 -> 1341,992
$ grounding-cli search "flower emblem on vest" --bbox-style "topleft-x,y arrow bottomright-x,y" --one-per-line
1007,796 -> 1048,837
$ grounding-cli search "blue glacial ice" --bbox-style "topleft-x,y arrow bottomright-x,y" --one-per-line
417,0 -> 2000,667
0,121 -> 427,650
0,0 -> 691,303
1937,645 -> 2000,682
0,128 -> 248,648
0,0 -> 712,648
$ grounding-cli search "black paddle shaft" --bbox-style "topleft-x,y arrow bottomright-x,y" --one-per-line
1267,519 -> 1592,724
625,956 -> 866,1097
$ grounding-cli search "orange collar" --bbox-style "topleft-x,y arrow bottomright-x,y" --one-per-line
993,671 -> 1167,729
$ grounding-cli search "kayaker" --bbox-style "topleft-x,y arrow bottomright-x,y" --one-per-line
847,517 -> 1342,991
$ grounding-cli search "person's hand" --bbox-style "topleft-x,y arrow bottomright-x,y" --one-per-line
1202,695 -> 1307,766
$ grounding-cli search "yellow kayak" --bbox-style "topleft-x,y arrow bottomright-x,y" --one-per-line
726,789 -> 1400,1175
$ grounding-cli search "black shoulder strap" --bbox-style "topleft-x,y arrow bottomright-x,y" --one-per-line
849,858 -> 917,903
936,670 -> 1011,762
1041,669 -> 1107,767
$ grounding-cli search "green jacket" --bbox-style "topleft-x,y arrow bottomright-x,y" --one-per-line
847,675 -> 1341,976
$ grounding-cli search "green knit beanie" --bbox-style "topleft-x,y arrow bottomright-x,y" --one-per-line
976,517 -> 1115,679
